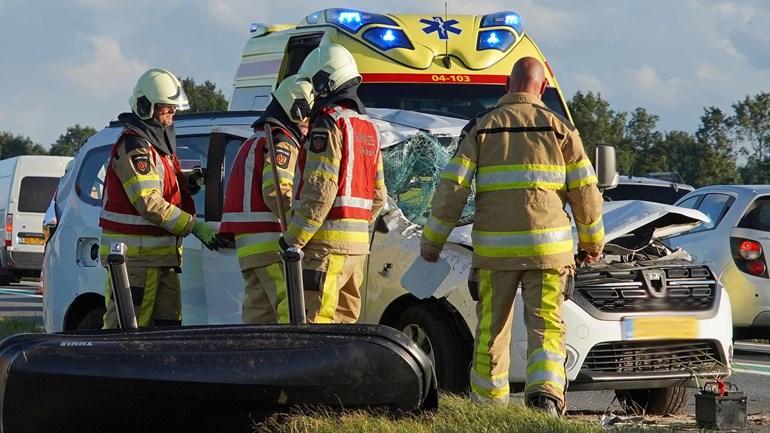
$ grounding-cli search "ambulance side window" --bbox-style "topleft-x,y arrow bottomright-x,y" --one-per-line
75,145 -> 110,206
277,33 -> 324,82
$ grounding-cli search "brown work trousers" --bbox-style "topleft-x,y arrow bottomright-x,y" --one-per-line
103,266 -> 181,328
241,262 -> 288,324
469,266 -> 571,408
301,250 -> 366,323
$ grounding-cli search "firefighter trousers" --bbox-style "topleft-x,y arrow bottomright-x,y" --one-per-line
103,266 -> 181,328
302,250 -> 366,324
469,266 -> 571,407
241,262 -> 289,324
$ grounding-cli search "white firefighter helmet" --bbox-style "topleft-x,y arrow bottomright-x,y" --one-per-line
296,43 -> 361,98
129,68 -> 190,120
272,74 -> 314,123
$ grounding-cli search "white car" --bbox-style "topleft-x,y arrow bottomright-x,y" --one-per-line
668,185 -> 770,339
44,111 -> 732,415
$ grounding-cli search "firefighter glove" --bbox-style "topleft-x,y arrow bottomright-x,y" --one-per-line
192,220 -> 227,251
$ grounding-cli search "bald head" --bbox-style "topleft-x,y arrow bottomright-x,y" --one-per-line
507,57 -> 547,97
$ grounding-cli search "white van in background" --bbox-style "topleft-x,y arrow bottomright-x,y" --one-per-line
0,155 -> 72,284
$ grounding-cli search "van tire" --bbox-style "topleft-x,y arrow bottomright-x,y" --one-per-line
615,386 -> 687,415
394,303 -> 471,394
76,306 -> 106,330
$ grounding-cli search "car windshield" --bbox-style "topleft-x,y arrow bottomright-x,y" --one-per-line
359,84 -> 568,120
381,132 -> 474,226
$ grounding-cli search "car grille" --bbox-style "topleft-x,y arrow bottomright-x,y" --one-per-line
582,340 -> 722,374
574,265 -> 716,314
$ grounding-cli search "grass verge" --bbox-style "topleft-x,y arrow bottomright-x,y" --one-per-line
255,394 -> 610,433
0,317 -> 43,338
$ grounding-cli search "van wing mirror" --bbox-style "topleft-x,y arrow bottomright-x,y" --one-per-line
594,143 -> 618,190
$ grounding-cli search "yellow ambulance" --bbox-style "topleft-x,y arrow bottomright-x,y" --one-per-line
230,8 -> 572,121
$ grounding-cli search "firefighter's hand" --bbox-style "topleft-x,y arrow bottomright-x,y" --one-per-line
192,220 -> 227,251
421,245 -> 440,263
185,167 -> 206,195
576,247 -> 603,265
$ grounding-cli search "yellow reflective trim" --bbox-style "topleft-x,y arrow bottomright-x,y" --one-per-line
312,229 -> 370,243
236,241 -> 278,258
474,240 -> 574,258
316,254 -> 344,323
565,159 -> 591,172
305,169 -> 338,182
474,226 -> 572,236
439,172 -> 472,189
567,175 -> 598,190
473,269 -> 494,378
128,187 -> 161,204
526,360 -> 565,375
306,154 -> 339,166
476,181 -> 565,192
122,175 -> 160,189
578,228 -> 605,245
267,263 -> 289,324
422,226 -> 446,244
138,268 -> 159,327
471,382 -> 510,400
541,269 -> 564,355
477,164 -> 565,174
167,212 -> 193,236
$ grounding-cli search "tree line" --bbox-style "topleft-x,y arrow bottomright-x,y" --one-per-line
0,78 -> 228,159
569,91 -> 770,186
3,78 -> 770,187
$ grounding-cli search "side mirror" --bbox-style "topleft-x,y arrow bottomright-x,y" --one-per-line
594,144 -> 618,190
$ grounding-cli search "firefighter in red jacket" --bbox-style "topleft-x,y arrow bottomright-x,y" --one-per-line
100,68 -> 226,328
281,44 -> 387,323
219,75 -> 313,324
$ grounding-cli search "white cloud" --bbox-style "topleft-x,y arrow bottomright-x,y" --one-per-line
626,65 -> 681,105
63,36 -> 147,99
572,73 -> 607,95
715,2 -> 755,23
695,62 -> 720,82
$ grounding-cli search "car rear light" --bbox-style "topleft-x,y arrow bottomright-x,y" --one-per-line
746,260 -> 767,276
731,236 -> 769,278
4,214 -> 12,247
739,240 -> 762,260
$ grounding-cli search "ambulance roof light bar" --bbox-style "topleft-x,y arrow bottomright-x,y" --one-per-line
481,11 -> 524,35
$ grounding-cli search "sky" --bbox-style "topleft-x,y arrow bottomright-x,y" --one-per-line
2,0 -> 770,148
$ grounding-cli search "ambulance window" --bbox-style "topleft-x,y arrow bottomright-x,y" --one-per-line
541,87 -> 568,119
279,33 -> 324,81
230,86 -> 272,111
358,84 -> 504,119
75,145 -> 110,206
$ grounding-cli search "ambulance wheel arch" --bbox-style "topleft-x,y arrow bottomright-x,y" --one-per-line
63,292 -> 105,330
381,296 -> 473,393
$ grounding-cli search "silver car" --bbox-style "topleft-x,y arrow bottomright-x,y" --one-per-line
668,185 -> 770,338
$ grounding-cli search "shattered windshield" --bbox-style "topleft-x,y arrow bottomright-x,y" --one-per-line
381,132 -> 475,226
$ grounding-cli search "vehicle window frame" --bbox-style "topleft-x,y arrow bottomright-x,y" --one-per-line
675,194 -> 702,210
692,193 -> 734,233
17,176 -> 61,214
737,195 -> 770,231
75,144 -> 111,207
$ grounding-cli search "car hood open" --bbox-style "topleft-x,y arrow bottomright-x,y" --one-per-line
446,200 -> 710,248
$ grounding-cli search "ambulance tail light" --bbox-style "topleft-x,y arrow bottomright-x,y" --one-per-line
481,11 -> 524,35
363,28 -> 413,51
477,30 -> 516,52
4,214 -> 11,247
325,9 -> 398,33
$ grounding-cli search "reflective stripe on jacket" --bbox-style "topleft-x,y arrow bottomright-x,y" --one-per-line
285,103 -> 387,255
421,92 -> 604,270
99,128 -> 195,266
220,124 -> 300,269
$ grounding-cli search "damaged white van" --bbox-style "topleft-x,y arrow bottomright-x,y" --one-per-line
43,110 -> 731,415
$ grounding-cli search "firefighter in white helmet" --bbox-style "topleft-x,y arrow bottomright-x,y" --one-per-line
100,68 -> 226,328
220,75 -> 314,324
281,44 -> 387,323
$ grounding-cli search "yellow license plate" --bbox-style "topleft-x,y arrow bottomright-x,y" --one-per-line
623,316 -> 698,340
19,237 -> 44,245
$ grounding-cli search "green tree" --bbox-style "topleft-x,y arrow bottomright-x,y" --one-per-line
732,93 -> 770,183
180,77 -> 229,113
691,107 -> 739,186
657,130 -> 698,183
49,124 -> 97,156
0,132 -> 46,159
567,91 -> 630,170
623,108 -> 664,175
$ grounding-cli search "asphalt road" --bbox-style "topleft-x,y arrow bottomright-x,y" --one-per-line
0,281 -> 42,322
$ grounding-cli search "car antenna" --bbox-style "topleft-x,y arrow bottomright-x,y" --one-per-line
442,1 -> 451,68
